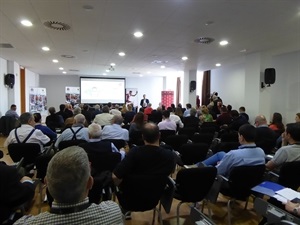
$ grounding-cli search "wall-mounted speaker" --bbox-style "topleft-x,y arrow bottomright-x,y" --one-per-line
4,73 -> 15,88
264,68 -> 276,85
190,80 -> 196,92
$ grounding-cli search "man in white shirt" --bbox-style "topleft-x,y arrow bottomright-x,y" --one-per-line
158,110 -> 177,131
167,107 -> 184,129
93,106 -> 114,127
4,112 -> 50,153
109,104 -> 122,116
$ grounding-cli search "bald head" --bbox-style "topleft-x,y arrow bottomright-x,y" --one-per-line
74,114 -> 86,124
255,115 -> 267,127
142,122 -> 160,144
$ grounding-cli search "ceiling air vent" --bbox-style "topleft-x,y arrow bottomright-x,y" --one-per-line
194,37 -> 214,44
69,69 -> 79,72
61,54 -> 75,59
44,21 -> 71,31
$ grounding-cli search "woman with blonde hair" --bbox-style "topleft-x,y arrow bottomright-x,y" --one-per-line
199,105 -> 213,123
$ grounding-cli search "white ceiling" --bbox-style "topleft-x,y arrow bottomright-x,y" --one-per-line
0,0 -> 299,77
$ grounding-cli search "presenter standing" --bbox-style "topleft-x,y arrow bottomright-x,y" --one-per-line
140,94 -> 149,109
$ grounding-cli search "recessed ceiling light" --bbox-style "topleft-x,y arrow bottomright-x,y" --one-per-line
62,71 -> 67,74
110,63 -> 116,66
103,73 -> 107,75
59,67 -> 64,70
147,71 -> 151,74
42,46 -> 50,51
216,63 -> 221,67
21,20 -> 33,27
240,49 -> 247,53
139,74 -> 143,77
118,52 -> 125,56
219,40 -> 228,46
134,31 -> 143,38
52,59 -> 59,63
182,56 -> 188,61
106,69 -> 110,72
161,65 -> 165,69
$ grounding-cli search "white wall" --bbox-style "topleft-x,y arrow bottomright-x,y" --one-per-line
211,63 -> 246,111
0,57 -> 8,116
25,69 -> 40,112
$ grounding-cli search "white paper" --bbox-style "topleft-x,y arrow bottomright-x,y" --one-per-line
275,188 -> 300,201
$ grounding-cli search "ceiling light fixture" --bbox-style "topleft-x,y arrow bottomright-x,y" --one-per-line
134,31 -> 143,38
161,65 -> 165,69
59,67 -> 64,70
62,71 -> 67,74
216,63 -> 221,67
52,59 -> 59,63
118,52 -> 126,56
21,20 -> 32,27
42,46 -> 50,51
182,56 -> 188,61
103,73 -> 107,75
219,40 -> 229,46
110,63 -> 116,66
106,70 -> 110,72
147,71 -> 151,74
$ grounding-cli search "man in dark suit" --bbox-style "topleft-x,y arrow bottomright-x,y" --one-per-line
140,94 -> 149,109
0,151 -> 35,223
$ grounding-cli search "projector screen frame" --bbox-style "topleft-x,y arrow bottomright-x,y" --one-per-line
80,77 -> 126,105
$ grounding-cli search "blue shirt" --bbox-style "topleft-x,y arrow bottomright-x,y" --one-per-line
5,109 -> 19,119
101,124 -> 129,141
216,144 -> 265,177
55,125 -> 89,148
35,124 -> 57,141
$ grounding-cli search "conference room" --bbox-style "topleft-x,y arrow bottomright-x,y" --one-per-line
0,1 -> 300,224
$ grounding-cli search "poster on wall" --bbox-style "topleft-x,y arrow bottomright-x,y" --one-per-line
29,87 -> 47,113
161,91 -> 174,108
125,88 -> 138,107
65,87 -> 80,106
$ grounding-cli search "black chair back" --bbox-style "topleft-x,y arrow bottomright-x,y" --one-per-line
212,142 -> 240,154
198,127 -> 216,134
129,131 -> 144,146
178,127 -> 197,139
0,116 -> 17,136
117,175 -> 168,212
175,167 -> 217,202
221,165 -> 266,200
58,139 -> 87,150
178,143 -> 209,165
160,130 -> 176,142
220,131 -> 239,142
8,143 -> 41,168
88,152 -> 121,174
278,161 -> 300,190
164,134 -> 189,151
191,133 -> 214,145
35,154 -> 53,181
103,139 -> 126,150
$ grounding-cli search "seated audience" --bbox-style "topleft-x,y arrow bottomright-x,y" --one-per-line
123,104 -> 135,125
4,112 -> 50,153
112,122 -> 176,186
158,110 -> 177,131
183,103 -> 192,117
295,113 -> 300,123
266,122 -> 300,171
64,107 -> 82,129
254,115 -> 277,154
215,105 -> 232,127
183,108 -> 200,130
101,115 -> 129,141
167,107 -> 184,128
14,146 -> 123,224
120,104 -> 128,116
110,104 -> 122,116
93,106 -> 113,127
174,106 -> 183,119
33,113 -> 57,142
239,106 -> 249,122
149,107 -> 163,124
45,107 -> 64,132
81,104 -> 93,125
226,109 -> 248,131
79,123 -> 125,160
55,114 -> 89,148
144,103 -> 153,116
199,105 -> 213,123
91,104 -> 102,120
5,104 -> 19,119
0,153 -> 35,224
194,124 -> 265,178
269,112 -> 285,137
129,112 -> 145,137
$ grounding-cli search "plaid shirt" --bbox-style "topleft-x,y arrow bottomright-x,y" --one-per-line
14,198 -> 123,225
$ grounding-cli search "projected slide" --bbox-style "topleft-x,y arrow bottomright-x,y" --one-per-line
80,77 -> 125,104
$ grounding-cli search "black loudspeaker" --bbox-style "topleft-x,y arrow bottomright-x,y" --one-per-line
190,80 -> 196,92
264,68 -> 276,84
4,74 -> 15,88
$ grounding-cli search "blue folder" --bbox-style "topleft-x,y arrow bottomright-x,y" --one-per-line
251,181 -> 285,197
